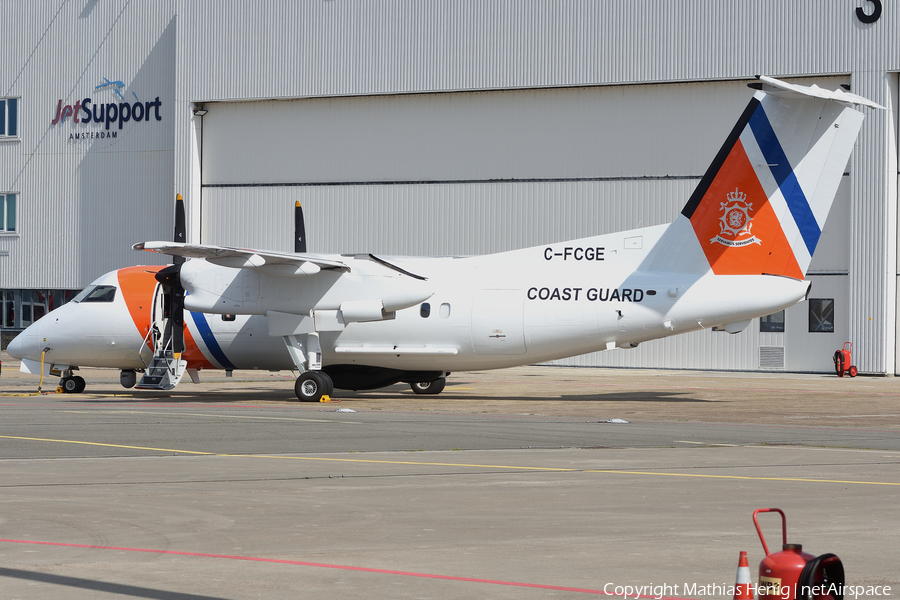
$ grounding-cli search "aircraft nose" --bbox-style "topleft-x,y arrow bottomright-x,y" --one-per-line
6,322 -> 41,360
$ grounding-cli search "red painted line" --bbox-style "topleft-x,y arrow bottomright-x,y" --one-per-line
0,538 -> 696,599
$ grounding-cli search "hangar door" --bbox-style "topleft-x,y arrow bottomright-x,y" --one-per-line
197,81 -> 780,255
195,77 -> 854,374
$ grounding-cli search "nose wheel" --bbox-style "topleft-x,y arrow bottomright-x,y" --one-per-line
61,376 -> 86,394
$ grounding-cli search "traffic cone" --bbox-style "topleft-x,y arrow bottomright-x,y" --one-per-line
734,551 -> 753,600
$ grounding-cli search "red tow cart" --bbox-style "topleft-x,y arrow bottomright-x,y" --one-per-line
832,342 -> 857,378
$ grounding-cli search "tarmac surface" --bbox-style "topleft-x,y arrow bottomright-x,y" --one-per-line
1,350 -> 898,599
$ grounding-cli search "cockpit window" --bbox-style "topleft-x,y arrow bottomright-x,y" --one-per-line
79,285 -> 117,303
70,287 -> 91,302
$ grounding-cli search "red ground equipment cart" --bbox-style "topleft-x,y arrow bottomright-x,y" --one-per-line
832,342 -> 857,377
753,508 -> 844,600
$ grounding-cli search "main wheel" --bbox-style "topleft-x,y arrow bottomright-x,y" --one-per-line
410,378 -> 446,395
294,372 -> 325,402
317,371 -> 334,397
849,365 -> 858,377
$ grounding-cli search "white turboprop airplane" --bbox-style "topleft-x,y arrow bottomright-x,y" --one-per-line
6,77 -> 880,401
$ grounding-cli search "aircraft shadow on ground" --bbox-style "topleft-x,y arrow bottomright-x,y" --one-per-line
0,566 -> 231,600
61,386 -> 719,404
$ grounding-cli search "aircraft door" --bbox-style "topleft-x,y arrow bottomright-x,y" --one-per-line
471,289 -> 526,355
150,282 -> 169,354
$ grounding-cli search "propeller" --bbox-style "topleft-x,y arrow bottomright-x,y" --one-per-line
154,194 -> 186,355
295,201 -> 306,253
152,197 -> 303,357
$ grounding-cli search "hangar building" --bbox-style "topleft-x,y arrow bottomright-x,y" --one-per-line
1,1 -> 897,375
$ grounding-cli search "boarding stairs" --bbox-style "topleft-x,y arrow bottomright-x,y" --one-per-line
135,325 -> 187,391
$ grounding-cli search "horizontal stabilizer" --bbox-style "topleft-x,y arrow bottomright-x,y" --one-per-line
755,75 -> 883,109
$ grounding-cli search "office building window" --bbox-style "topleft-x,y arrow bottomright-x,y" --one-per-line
2,290 -> 14,328
1,194 -> 16,232
808,299 -> 835,333
0,98 -> 18,138
0,289 -> 79,330
760,311 -> 785,332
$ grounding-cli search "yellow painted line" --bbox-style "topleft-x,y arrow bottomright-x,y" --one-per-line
0,435 -> 571,471
1,434 -> 899,486
584,469 -> 900,486
0,435 -> 216,456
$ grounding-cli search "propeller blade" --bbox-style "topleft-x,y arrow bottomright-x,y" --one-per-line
174,193 -> 186,266
294,201 -> 307,253
171,290 -> 185,354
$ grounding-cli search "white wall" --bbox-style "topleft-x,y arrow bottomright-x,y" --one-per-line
0,2 -> 176,290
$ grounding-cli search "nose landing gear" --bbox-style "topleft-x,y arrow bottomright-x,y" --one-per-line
60,374 -> 86,393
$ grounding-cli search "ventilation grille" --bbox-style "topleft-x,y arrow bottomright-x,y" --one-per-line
759,346 -> 785,370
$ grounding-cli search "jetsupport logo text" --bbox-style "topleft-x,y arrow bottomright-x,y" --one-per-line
51,96 -> 162,130
51,78 -> 163,133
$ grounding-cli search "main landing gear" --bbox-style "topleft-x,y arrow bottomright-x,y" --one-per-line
410,378 -> 446,395
294,370 -> 334,402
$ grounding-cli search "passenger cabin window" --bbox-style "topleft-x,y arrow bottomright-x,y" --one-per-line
760,311 -> 785,333
420,302 -> 431,318
80,285 -> 117,303
440,303 -> 451,318
808,299 -> 835,333
222,314 -> 236,322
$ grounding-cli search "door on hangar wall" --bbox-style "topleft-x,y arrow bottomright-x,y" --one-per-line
194,81 -> 771,255
193,77 -> 856,374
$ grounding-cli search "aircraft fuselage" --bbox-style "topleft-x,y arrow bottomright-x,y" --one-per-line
10,225 -> 809,379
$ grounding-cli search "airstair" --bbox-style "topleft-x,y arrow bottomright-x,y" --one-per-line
135,309 -> 187,391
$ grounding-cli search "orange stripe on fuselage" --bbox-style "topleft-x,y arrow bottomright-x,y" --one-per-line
182,319 -> 217,370
117,266 -> 164,349
688,140 -> 803,279
117,265 -> 216,370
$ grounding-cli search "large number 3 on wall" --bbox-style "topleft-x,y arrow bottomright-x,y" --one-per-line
856,0 -> 882,23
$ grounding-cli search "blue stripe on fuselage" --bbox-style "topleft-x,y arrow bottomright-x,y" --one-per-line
189,311 -> 236,370
748,105 -> 820,255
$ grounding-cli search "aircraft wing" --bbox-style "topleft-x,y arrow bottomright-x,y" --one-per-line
134,241 -> 349,276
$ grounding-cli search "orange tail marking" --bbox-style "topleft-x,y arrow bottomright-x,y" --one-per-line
688,139 -> 802,279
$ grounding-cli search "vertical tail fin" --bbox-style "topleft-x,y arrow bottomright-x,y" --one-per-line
644,77 -> 879,278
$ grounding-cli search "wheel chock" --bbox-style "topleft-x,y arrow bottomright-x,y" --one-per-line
55,386 -> 64,394
319,395 -> 331,403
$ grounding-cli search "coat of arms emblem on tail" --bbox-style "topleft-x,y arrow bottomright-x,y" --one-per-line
710,188 -> 761,247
